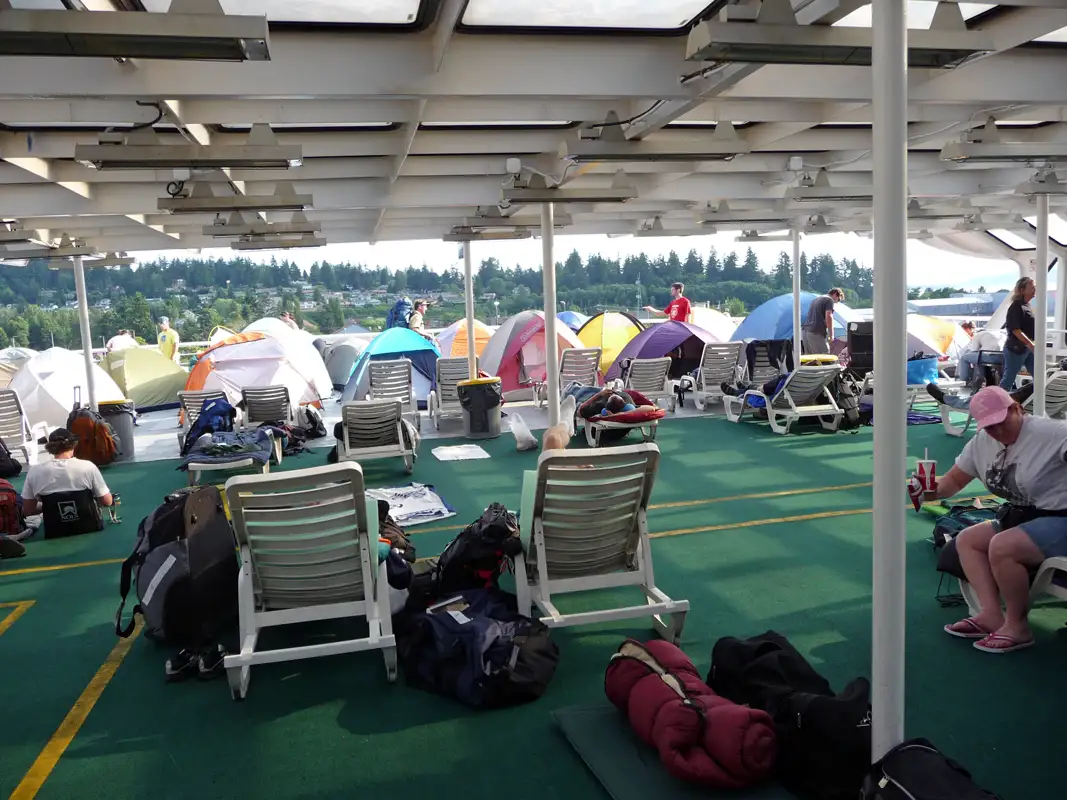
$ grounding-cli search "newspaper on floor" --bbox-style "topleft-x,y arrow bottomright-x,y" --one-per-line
366,483 -> 456,527
431,444 -> 491,462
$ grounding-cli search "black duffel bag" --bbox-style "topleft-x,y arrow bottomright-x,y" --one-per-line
862,738 -> 1000,799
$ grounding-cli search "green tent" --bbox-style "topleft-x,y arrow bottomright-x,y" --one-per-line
100,347 -> 187,411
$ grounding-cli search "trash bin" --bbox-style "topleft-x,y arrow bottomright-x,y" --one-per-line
98,399 -> 136,462
457,377 -> 503,440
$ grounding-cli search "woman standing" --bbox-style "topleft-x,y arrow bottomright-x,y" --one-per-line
1000,276 -> 1036,391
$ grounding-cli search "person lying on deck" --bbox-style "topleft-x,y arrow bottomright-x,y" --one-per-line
915,386 -> 1067,654
926,380 -> 1033,412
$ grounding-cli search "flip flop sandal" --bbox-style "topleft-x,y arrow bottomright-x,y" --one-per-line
973,633 -> 1035,654
944,618 -> 993,639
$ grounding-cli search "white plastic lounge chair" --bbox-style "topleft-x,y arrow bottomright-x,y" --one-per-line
222,462 -> 397,700
338,399 -> 416,473
940,370 -> 1067,437
0,388 -> 46,465
622,357 -> 675,412
723,365 -> 844,435
241,385 -> 293,429
540,347 -> 601,407
692,342 -> 744,411
513,443 -> 689,643
367,358 -> 420,432
428,356 -> 475,430
960,557 -> 1067,618
177,388 -> 229,449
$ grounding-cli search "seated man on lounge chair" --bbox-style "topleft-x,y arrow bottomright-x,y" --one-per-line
927,380 -> 1033,411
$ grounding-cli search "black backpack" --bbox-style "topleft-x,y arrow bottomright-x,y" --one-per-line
398,589 -> 559,709
862,739 -> 1001,799
833,373 -> 863,430
0,437 -> 22,478
708,631 -> 872,800
115,486 -> 238,647
408,503 -> 522,608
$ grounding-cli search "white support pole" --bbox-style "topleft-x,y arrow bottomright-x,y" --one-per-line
541,204 -> 561,427
1034,194 -> 1050,416
792,227 -> 802,363
1055,215 -> 1067,352
871,0 -> 908,761
72,255 -> 98,411
462,241 -> 477,380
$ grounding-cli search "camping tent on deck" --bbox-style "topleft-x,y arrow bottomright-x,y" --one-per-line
341,327 -> 439,405
100,347 -> 188,411
185,333 -> 328,409
605,321 -> 720,381
11,347 -> 124,428
557,310 -> 589,332
209,326 -> 238,346
436,318 -> 492,359
576,311 -> 644,372
730,292 -> 859,343
480,310 -> 583,395
0,347 -> 36,390
689,307 -> 738,343
238,318 -> 332,398
335,321 -> 370,334
906,314 -> 970,362
324,339 -> 369,390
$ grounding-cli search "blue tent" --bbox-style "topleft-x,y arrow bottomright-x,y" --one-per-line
731,292 -> 858,342
341,327 -> 439,405
336,321 -> 370,334
557,310 -> 589,332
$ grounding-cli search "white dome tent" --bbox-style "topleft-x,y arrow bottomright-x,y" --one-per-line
10,348 -> 124,429
239,318 -> 332,399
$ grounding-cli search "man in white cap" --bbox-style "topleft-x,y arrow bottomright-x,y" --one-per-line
157,316 -> 180,362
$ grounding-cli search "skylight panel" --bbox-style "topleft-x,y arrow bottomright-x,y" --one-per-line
989,229 -> 1035,250
1035,26 -> 1067,43
141,0 -> 423,25
1025,214 -> 1067,248
7,0 -> 68,8
834,2 -> 994,29
461,0 -> 712,30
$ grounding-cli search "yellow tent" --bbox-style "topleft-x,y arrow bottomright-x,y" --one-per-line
576,311 -> 644,371
100,347 -> 187,410
437,318 -> 492,359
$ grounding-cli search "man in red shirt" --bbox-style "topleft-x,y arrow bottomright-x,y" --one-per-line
644,282 -> 692,322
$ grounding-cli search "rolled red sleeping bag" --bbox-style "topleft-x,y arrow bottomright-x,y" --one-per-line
605,639 -> 777,789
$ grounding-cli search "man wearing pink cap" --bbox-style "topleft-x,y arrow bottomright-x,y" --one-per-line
910,386 -> 1067,653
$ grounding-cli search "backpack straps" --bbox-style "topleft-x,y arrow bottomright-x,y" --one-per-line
114,548 -> 142,638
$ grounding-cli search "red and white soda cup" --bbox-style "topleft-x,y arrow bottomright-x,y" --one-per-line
916,452 -> 937,493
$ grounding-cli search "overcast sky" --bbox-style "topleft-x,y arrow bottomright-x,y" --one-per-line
139,231 -> 1023,293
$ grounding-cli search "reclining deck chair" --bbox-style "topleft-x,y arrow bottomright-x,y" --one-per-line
0,388 -> 45,465
428,356 -> 474,430
338,399 -> 416,473
177,389 -> 229,449
724,365 -> 844,435
941,370 -> 1067,437
540,347 -> 602,408
223,462 -> 397,700
622,357 -> 675,411
368,358 -> 420,432
241,385 -> 293,429
692,342 -> 744,411
514,443 -> 688,643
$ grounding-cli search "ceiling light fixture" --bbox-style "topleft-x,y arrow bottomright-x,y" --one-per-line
202,211 -> 321,237
940,119 -> 1067,165
785,169 -> 874,204
158,181 -> 313,214
560,113 -> 750,163
0,0 -> 270,61
231,233 -> 326,251
77,123 -> 301,170
501,170 -> 637,205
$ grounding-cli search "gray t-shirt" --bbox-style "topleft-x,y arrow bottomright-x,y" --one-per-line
955,416 -> 1067,509
22,458 -> 110,500
803,295 -> 834,335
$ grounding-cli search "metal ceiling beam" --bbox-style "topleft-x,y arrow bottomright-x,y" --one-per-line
369,99 -> 426,244
430,0 -> 464,72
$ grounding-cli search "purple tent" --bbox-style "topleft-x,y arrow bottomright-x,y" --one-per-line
605,321 -> 719,381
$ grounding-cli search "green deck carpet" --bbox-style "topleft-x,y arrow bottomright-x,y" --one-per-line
0,416 -> 1060,799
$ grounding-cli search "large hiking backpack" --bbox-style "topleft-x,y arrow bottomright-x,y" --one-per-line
832,373 -> 863,430
302,405 -> 327,439
115,485 -> 238,647
398,588 -> 559,709
0,479 -> 23,537
708,631 -> 872,800
408,503 -> 522,608
0,437 -> 21,479
862,738 -> 1001,799
386,297 -> 414,329
67,390 -> 118,467
180,397 -> 237,456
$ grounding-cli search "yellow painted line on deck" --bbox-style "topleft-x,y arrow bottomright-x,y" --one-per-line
651,508 -> 874,540
0,600 -> 34,637
650,481 -> 873,510
0,558 -> 124,578
10,622 -> 142,800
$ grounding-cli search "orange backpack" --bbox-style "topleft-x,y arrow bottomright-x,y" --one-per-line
67,408 -> 118,467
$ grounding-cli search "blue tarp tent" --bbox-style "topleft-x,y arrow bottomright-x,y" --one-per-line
557,310 -> 589,332
340,327 -> 439,406
730,292 -> 858,342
